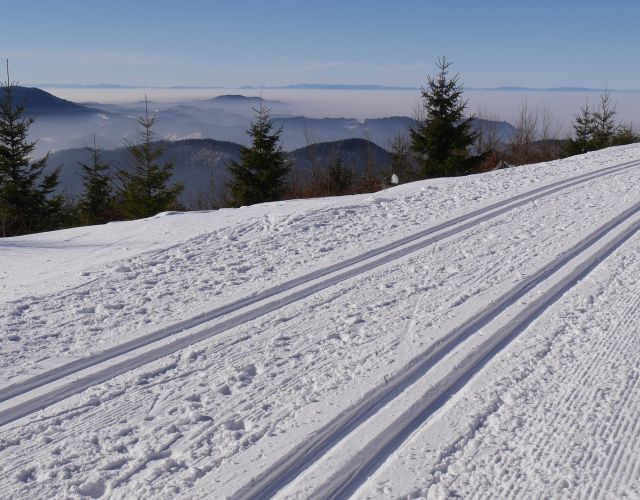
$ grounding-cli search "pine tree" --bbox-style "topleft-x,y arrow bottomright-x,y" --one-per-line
592,90 -> 617,149
78,135 -> 113,225
118,97 -> 184,219
0,63 -> 63,236
563,92 -> 638,158
228,103 -> 289,206
410,57 -> 481,178
562,100 -> 595,157
610,124 -> 639,146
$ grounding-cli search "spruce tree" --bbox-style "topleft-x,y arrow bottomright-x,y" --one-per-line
410,58 -> 481,178
610,124 -> 639,146
118,98 -> 184,219
592,90 -> 617,149
563,92 -> 638,158
78,135 -> 113,225
562,100 -> 595,157
228,103 -> 289,206
0,64 -> 63,236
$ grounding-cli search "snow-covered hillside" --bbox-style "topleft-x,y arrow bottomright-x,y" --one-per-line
1,145 -> 639,499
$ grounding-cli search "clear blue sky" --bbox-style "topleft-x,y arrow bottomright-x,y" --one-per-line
2,0 -> 639,89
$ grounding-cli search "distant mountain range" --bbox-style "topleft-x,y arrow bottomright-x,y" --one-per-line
466,86 -> 639,93
9,86 -> 517,207
239,84 -> 417,91
35,83 -> 226,90
14,87 -> 515,156
32,83 -> 640,93
49,139 -> 241,207
48,138 -> 393,208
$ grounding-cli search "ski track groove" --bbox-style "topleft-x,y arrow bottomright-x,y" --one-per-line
1,160 -> 637,430
389,236 -> 640,500
232,201 -> 640,498
1,153 -> 639,498
357,219 -> 640,499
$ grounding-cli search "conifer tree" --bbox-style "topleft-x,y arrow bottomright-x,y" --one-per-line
610,124 -> 639,146
228,103 -> 289,206
410,58 -> 481,178
562,100 -> 595,157
0,62 -> 63,236
592,90 -> 617,149
118,97 -> 184,219
563,91 -> 638,158
78,135 -> 113,225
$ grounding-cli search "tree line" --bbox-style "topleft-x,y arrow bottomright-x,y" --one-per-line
1,59 -> 637,237
0,68 -> 185,236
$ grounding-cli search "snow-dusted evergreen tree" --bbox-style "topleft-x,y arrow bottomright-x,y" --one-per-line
0,63 -> 63,236
118,98 -> 184,219
78,135 -> 113,225
410,58 -> 481,178
228,103 -> 289,206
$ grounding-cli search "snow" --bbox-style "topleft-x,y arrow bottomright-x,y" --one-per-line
357,228 -> 640,499
1,144 -> 639,498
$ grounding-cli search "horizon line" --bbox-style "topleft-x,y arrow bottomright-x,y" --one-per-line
27,83 -> 640,93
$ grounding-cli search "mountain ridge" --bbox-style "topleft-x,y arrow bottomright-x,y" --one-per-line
47,137 -> 392,207
1,86 -> 99,115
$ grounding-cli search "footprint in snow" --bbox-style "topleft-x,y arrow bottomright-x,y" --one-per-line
185,393 -> 202,403
15,467 -> 36,483
11,303 -> 29,316
78,477 -> 106,499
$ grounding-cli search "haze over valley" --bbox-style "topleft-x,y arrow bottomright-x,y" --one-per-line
35,86 -> 640,153
18,84 -> 639,206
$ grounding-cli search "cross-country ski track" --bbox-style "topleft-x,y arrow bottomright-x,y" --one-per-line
1,145 -> 639,499
267,199 -> 640,500
0,158 -> 638,428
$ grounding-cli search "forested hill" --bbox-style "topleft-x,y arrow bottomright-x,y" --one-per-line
47,138 -> 392,207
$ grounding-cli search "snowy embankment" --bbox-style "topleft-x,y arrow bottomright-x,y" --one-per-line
0,144 -> 639,499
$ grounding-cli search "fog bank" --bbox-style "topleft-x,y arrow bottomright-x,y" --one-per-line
44,87 -> 640,135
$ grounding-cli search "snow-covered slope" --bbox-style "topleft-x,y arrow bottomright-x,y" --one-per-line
1,145 -> 639,499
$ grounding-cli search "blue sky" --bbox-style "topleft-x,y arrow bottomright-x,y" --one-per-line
2,0 -> 639,89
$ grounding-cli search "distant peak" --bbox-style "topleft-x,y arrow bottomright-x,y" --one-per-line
1,86 -> 95,115
211,94 -> 263,102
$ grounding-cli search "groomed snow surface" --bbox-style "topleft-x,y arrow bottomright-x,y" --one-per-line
1,144 -> 639,499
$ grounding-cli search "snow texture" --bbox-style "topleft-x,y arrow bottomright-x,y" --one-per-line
0,144 -> 639,499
